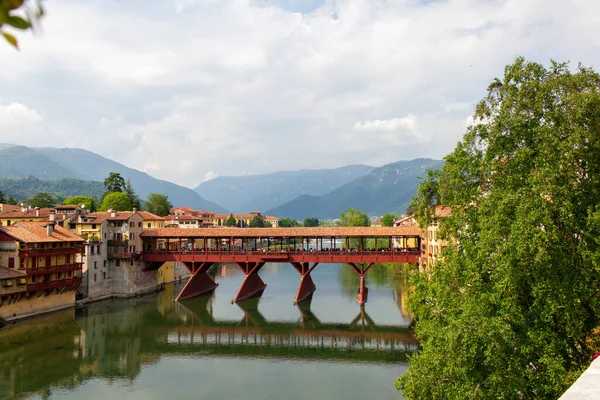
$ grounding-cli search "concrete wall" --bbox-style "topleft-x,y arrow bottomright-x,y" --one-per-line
0,291 -> 75,320
559,357 -> 600,399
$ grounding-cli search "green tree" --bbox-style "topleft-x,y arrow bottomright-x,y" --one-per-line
99,192 -> 132,211
381,213 -> 396,227
225,214 -> 237,227
397,58 -> 600,399
103,172 -> 125,194
0,0 -> 43,50
63,195 -> 97,212
124,179 -> 141,210
339,207 -> 370,227
28,192 -> 55,208
144,193 -> 172,216
5,196 -> 17,205
0,189 -> 5,203
279,218 -> 300,227
249,214 -> 267,227
303,217 -> 319,227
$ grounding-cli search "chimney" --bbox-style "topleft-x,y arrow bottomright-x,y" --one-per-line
78,215 -> 83,223
49,211 -> 55,221
111,210 -> 116,218
46,222 -> 56,236
35,207 -> 40,217
21,203 -> 26,213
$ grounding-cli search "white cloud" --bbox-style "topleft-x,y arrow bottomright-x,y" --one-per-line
0,0 -> 598,187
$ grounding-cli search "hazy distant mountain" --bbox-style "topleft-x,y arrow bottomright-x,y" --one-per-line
0,145 -> 228,212
194,165 -> 374,213
265,158 -> 444,220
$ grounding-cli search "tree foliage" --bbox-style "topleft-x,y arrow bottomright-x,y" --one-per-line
398,58 -> 600,399
5,195 -> 17,205
28,192 -> 56,208
103,172 -> 125,194
249,214 -> 268,227
0,189 -> 4,203
279,218 -> 300,227
63,195 -> 97,212
99,192 -> 132,212
339,207 -> 370,227
225,213 -> 237,227
0,0 -> 43,50
124,179 -> 141,210
144,193 -> 172,216
303,217 -> 320,227
381,213 -> 396,227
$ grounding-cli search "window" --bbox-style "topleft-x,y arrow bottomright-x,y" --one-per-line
46,256 -> 51,267
31,275 -> 37,283
115,260 -> 120,267
92,224 -> 97,229
130,233 -> 135,240
69,223 -> 76,229
104,233 -> 107,239
97,245 -> 100,255
94,273 -> 97,282
138,222 -> 142,227
94,261 -> 97,269
103,272 -> 106,279
6,220 -> 10,226
91,246 -> 95,255
147,223 -> 151,228
130,222 -> 134,228
103,260 -> 107,267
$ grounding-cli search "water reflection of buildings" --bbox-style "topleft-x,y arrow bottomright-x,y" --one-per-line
0,283 -> 416,398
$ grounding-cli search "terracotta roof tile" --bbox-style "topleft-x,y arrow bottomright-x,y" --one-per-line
136,211 -> 165,220
0,208 -> 53,218
141,226 -> 421,238
0,265 -> 25,280
0,221 -> 85,243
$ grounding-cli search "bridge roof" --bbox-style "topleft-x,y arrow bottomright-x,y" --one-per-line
140,226 -> 421,238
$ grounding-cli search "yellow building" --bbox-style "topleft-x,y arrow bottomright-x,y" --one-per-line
420,205 -> 452,270
0,206 -> 52,226
0,221 -> 84,320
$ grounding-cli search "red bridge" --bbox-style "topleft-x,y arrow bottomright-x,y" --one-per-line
140,226 -> 421,304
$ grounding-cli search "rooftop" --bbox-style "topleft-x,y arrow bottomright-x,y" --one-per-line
141,226 -> 421,238
0,221 -> 85,243
0,265 -> 26,280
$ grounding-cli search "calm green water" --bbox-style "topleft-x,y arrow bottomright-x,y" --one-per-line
0,263 -> 416,399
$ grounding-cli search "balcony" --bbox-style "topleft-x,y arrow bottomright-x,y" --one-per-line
19,247 -> 83,257
27,277 -> 82,292
19,263 -> 83,276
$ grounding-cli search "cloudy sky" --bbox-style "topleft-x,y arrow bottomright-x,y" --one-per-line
0,0 -> 598,188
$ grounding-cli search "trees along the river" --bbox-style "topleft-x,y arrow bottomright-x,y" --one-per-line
225,214 -> 237,227
279,218 -> 300,227
303,217 -> 319,227
28,192 -> 56,208
339,207 -> 370,227
381,213 -> 396,227
63,195 -> 97,212
100,192 -> 132,211
397,58 -> 600,399
144,193 -> 172,216
249,214 -> 268,227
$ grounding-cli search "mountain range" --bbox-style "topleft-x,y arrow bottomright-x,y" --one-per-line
265,158 -> 443,220
194,165 -> 374,213
0,144 -> 442,219
0,145 -> 227,212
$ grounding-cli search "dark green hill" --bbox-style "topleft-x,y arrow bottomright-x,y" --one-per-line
265,158 -> 444,220
194,165 -> 374,213
0,176 -> 105,202
0,146 -> 77,180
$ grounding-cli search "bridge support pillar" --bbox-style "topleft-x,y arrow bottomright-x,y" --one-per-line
348,263 -> 374,304
176,262 -> 218,301
291,262 -> 319,304
233,262 -> 266,303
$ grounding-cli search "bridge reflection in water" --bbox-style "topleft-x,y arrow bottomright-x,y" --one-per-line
0,266 -> 415,399
160,294 -> 417,363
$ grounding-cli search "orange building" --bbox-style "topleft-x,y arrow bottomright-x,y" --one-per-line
0,221 -> 84,320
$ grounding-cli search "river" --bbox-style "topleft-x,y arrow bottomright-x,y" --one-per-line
0,263 -> 416,399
